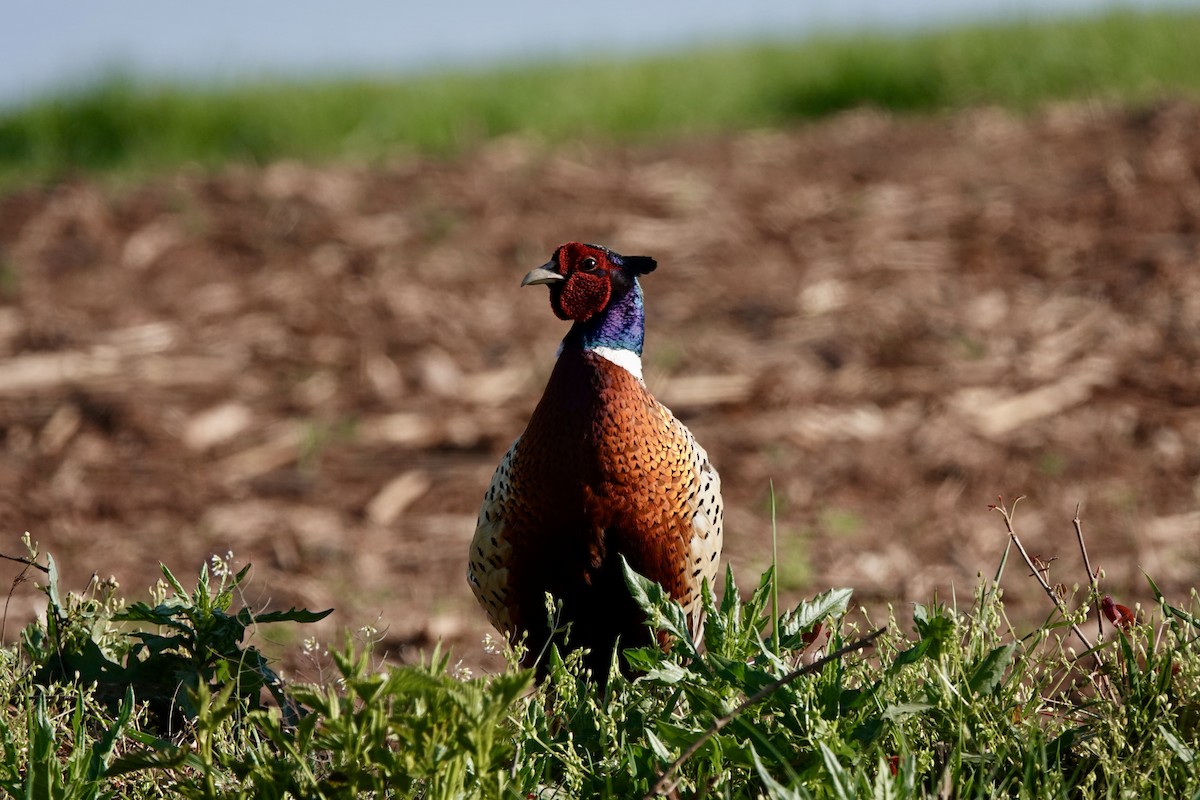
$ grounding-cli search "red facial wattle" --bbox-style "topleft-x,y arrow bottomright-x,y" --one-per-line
554,271 -> 612,321
545,243 -> 617,322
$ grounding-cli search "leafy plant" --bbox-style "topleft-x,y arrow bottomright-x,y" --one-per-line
1,497 -> 1198,798
0,684 -> 134,800
20,545 -> 330,730
110,643 -> 534,800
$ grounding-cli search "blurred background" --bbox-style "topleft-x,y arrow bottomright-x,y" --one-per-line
3,1 -> 1192,107
1,1 -> 1198,672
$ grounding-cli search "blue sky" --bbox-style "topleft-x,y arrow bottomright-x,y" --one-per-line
1,0 -> 1193,107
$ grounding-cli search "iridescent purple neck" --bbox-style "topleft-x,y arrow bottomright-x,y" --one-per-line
562,279 -> 645,356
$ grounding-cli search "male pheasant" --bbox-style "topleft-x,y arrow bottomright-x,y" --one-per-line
467,242 -> 723,681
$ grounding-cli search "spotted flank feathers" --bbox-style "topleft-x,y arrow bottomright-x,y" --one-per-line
468,444 -> 517,634
466,243 -> 723,682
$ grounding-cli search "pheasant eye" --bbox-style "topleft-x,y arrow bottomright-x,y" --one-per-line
581,257 -> 599,271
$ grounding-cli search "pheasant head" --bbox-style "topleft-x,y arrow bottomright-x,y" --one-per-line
521,242 -> 658,357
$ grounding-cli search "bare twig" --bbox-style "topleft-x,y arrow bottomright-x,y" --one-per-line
645,626 -> 886,799
986,528 -> 1013,614
1,551 -> 49,642
0,552 -> 49,573
988,498 -> 1102,668
1072,505 -> 1104,642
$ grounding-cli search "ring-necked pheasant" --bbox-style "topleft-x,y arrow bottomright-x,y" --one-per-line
468,242 -> 723,681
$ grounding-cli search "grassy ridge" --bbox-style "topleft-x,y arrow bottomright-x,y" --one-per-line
2,9 -> 1199,184
5,524 -> 1200,798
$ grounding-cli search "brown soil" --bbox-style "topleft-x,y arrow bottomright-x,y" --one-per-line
1,101 -> 1198,675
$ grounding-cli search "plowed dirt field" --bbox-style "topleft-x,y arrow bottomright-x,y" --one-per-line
2,101 -> 1198,673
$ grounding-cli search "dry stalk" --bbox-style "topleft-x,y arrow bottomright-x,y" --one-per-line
988,497 -> 1105,673
1,550 -> 50,642
1072,505 -> 1105,642
0,551 -> 49,573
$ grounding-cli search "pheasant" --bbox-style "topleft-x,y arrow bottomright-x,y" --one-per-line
468,242 -> 723,681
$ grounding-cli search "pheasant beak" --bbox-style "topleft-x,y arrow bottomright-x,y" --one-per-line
520,264 -> 565,287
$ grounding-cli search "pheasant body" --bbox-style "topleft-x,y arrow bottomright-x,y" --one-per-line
468,243 -> 723,679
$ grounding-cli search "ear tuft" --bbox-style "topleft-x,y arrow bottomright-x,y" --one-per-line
623,255 -> 657,275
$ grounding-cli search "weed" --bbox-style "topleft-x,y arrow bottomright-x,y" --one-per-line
15,538 -> 330,732
1,494 -> 1198,797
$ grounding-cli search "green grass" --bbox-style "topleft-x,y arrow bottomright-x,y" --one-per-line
3,502 -> 1200,798
3,9 -> 1200,185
